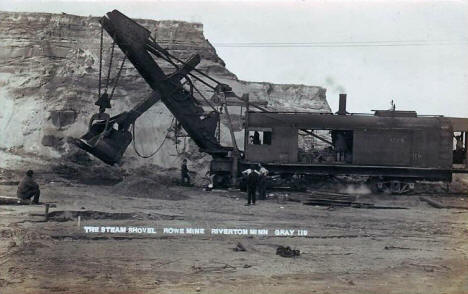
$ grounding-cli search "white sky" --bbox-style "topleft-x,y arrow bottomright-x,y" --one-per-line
1,0 -> 467,116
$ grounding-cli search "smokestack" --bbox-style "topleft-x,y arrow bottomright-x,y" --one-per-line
337,93 -> 347,115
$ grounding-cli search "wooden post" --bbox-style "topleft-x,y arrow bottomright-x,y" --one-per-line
44,203 -> 50,221
223,96 -> 239,187
464,131 -> 468,167
217,106 -> 222,143
231,152 -> 239,187
223,103 -> 239,151
243,95 -> 250,156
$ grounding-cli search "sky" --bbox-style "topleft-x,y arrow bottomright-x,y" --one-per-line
1,0 -> 467,116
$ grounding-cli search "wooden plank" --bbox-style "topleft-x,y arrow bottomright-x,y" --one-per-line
0,196 -> 28,205
420,196 -> 445,209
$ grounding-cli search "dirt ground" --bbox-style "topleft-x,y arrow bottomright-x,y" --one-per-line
1,177 -> 468,294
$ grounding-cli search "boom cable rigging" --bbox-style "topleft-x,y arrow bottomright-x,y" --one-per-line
96,29 -> 290,158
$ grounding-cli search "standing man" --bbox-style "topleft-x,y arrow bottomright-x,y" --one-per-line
17,170 -> 40,204
257,163 -> 269,200
181,159 -> 190,186
242,165 -> 260,206
253,131 -> 261,145
334,132 -> 347,162
456,135 -> 464,152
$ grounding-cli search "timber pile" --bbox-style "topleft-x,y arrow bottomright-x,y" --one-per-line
303,192 -> 406,209
303,191 -> 356,207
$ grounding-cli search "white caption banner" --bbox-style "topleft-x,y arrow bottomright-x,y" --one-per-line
83,226 -> 308,236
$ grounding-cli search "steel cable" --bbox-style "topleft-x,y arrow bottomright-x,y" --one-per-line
109,55 -> 126,100
132,117 -> 175,158
98,26 -> 103,99
104,40 -> 115,92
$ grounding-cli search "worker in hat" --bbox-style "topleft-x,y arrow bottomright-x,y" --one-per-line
17,170 -> 40,204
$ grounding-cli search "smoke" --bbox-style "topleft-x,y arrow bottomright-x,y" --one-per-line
339,184 -> 371,195
325,76 -> 346,94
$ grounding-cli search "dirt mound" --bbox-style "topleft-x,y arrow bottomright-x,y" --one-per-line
112,177 -> 188,201
51,163 -> 123,186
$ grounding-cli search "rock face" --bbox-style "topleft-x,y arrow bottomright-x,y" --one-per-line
0,11 -> 330,180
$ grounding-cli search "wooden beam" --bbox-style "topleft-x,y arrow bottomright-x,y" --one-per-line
300,129 -> 333,145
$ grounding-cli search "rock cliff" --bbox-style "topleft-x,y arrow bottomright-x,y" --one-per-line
0,11 -> 330,183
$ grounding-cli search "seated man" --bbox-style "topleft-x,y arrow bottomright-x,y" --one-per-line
17,170 -> 40,204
